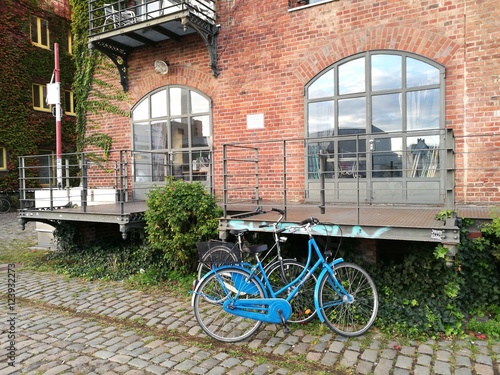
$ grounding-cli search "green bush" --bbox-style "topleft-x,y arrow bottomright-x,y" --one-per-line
144,178 -> 222,275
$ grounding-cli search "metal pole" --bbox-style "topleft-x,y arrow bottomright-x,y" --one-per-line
54,43 -> 63,188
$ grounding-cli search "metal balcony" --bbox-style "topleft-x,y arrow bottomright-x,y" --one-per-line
88,0 -> 218,90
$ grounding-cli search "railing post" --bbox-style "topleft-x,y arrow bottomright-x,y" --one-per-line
48,155 -> 54,210
356,134 -> 361,224
318,149 -> 326,214
81,154 -> 88,212
65,159 -> 70,188
18,157 -> 26,210
223,144 -> 227,217
282,140 -> 287,218
444,129 -> 455,211
254,147 -> 260,209
118,150 -> 126,215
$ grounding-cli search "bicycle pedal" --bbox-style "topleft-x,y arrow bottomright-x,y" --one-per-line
278,309 -> 291,334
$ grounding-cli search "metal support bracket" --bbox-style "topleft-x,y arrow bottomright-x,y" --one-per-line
90,41 -> 131,91
183,16 -> 219,77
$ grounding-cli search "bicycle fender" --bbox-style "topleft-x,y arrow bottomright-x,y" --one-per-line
191,266 -> 229,307
313,258 -> 344,323
191,265 -> 268,307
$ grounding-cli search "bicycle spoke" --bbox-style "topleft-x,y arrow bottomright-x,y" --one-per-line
265,260 -> 317,324
318,263 -> 378,337
193,267 -> 264,342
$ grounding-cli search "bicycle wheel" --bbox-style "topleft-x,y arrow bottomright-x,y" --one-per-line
197,245 -> 239,281
0,198 -> 10,213
318,262 -> 378,337
193,267 -> 265,342
265,260 -> 317,324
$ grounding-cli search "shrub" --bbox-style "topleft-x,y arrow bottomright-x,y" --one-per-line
144,178 -> 222,275
365,244 -> 464,339
363,216 -> 500,339
456,218 -> 500,311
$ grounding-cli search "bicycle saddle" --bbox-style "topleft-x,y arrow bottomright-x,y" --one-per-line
243,244 -> 268,254
230,229 -> 248,236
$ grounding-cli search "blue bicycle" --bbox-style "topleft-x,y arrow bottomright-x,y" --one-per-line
192,217 -> 379,342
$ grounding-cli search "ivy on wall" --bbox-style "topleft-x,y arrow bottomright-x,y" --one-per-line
0,0 -> 134,191
70,0 -> 131,154
0,0 -> 76,191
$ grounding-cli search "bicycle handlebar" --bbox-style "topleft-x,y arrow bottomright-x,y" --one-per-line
271,208 -> 285,215
259,208 -> 286,229
299,217 -> 320,226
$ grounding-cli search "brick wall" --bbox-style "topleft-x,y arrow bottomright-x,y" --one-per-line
87,0 -> 500,205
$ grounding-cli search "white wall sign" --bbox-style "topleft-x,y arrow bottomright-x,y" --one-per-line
246,113 -> 264,129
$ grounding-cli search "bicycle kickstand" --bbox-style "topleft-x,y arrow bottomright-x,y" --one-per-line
278,309 -> 291,334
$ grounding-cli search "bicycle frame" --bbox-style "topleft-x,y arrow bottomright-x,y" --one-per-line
194,222 -> 351,324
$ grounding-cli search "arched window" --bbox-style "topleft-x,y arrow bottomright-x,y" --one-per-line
131,86 -> 212,187
305,51 -> 445,204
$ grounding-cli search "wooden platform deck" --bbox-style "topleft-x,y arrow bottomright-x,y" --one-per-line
18,200 -> 497,245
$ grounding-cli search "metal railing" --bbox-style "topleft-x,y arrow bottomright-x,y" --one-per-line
131,149 -> 213,200
17,131 -> 500,221
18,149 -> 214,214
18,150 -> 130,214
220,130 -> 499,220
89,0 -> 216,35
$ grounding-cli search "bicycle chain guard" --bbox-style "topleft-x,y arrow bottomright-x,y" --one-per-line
223,298 -> 292,324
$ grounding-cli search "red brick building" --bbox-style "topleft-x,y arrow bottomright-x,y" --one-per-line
87,0 -> 499,204
19,0 -> 499,248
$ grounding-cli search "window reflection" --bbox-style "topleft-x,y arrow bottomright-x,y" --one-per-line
151,90 -> 167,118
372,137 -> 402,178
172,151 -> 190,180
170,87 -> 189,116
338,139 -> 366,178
191,91 -> 210,113
407,89 -> 440,130
406,57 -> 440,87
192,116 -> 210,147
372,94 -> 402,132
132,87 -> 212,184
134,153 -> 151,182
171,118 -> 189,149
407,136 -> 439,177
308,69 -> 334,99
305,51 -> 443,182
133,100 -> 149,120
308,101 -> 334,137
371,55 -> 402,91
307,141 -> 334,179
338,57 -> 365,95
338,97 -> 366,134
151,121 -> 168,150
133,123 -> 150,150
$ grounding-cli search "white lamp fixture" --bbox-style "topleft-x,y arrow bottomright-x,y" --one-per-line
154,60 -> 169,75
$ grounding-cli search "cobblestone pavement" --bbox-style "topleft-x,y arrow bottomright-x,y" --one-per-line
1,212 -> 500,375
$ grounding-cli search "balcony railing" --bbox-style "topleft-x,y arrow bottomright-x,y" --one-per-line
89,0 -> 215,35
88,0 -> 219,90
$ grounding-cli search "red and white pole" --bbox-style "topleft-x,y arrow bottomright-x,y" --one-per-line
54,43 -> 62,188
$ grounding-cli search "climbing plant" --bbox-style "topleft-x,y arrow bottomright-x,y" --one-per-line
70,0 -> 131,154
0,0 -> 77,191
